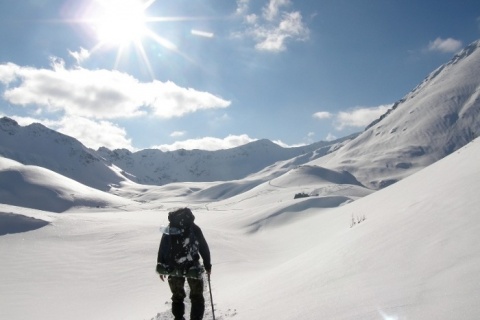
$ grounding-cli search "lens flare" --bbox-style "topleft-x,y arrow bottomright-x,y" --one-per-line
67,0 -> 215,78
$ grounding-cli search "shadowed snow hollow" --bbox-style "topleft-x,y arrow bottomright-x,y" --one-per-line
0,212 -> 50,235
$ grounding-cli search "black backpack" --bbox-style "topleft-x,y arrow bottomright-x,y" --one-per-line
167,208 -> 200,271
168,207 -> 195,230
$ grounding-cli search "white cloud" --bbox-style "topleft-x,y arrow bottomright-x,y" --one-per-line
235,1 -> 309,52
254,12 -> 309,52
9,115 -> 59,128
236,0 -> 250,16
55,116 -> 134,150
334,105 -> 391,130
272,139 -> 305,148
8,115 -> 134,150
153,134 -> 257,151
170,131 -> 186,138
68,47 -> 91,64
245,14 -> 258,24
312,111 -> 332,120
0,62 -> 21,83
325,133 -> 336,141
427,37 -> 463,53
263,0 -> 291,21
191,29 -> 214,38
0,60 -> 231,120
146,80 -> 231,118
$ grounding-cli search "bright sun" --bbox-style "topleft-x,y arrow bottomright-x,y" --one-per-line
78,0 -> 195,77
89,0 -> 151,46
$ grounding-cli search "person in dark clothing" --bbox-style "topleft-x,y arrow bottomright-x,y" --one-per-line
156,208 -> 212,320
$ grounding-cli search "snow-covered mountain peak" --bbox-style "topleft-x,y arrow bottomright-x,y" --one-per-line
0,116 -> 355,202
0,116 -> 19,134
313,39 -> 480,189
450,38 -> 480,64
0,118 -> 128,191
403,39 -> 480,103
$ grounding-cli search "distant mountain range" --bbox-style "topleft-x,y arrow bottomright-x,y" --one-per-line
0,116 -> 357,190
1,39 -> 479,196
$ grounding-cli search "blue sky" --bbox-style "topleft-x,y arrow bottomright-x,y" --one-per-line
0,0 -> 479,151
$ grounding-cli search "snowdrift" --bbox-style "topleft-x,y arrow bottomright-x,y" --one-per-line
0,157 -> 135,212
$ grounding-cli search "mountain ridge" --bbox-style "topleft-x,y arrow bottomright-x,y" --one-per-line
0,117 -> 126,191
312,39 -> 480,189
96,134 -> 358,186
0,116 -> 358,190
1,39 -> 479,199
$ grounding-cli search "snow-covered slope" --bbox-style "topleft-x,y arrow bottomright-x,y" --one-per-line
96,135 -> 357,186
0,156 -> 135,212
0,117 -> 127,191
1,39 -> 480,320
313,40 -> 480,189
1,138 -> 478,320
209,137 -> 480,320
0,116 -> 357,188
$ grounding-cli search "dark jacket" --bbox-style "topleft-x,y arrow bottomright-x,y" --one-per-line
157,223 -> 211,272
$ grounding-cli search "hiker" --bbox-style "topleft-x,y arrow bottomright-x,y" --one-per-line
156,208 -> 212,320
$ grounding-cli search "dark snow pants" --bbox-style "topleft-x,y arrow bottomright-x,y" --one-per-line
168,275 -> 205,320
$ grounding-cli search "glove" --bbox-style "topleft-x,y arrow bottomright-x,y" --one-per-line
204,264 -> 212,274
156,263 -> 172,274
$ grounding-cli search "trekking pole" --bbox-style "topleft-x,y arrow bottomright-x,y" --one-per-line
207,273 -> 216,320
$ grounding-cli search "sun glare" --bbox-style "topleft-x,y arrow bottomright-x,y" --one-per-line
90,0 -> 149,46
77,0 -> 205,78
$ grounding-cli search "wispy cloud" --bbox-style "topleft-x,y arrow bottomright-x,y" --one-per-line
68,47 -> 91,65
191,29 -> 214,38
334,105 -> 391,130
235,0 -> 309,52
0,59 -> 231,120
153,134 -> 257,151
272,139 -> 305,148
170,131 -> 186,138
313,105 -> 392,131
427,37 -> 463,53
262,0 -> 291,21
325,133 -> 336,141
312,111 -> 332,120
236,0 -> 250,16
